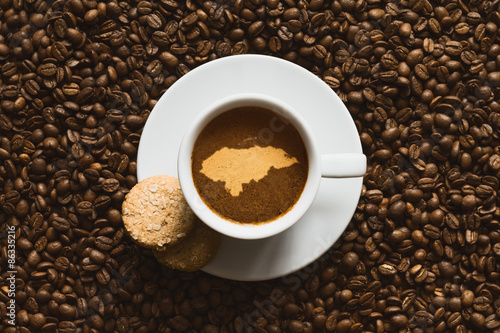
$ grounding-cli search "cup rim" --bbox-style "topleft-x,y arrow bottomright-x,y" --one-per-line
178,93 -> 321,240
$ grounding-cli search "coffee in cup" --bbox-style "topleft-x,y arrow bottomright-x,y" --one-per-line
191,106 -> 308,224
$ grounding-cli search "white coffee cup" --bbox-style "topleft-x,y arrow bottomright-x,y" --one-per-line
178,93 -> 366,240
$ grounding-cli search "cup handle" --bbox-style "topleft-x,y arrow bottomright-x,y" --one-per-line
321,153 -> 367,178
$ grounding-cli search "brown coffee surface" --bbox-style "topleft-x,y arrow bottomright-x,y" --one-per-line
192,106 -> 308,223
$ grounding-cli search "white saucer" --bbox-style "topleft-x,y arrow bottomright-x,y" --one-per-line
137,55 -> 363,281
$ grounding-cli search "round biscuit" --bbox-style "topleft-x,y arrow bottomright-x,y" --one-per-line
153,220 -> 221,272
122,175 -> 195,249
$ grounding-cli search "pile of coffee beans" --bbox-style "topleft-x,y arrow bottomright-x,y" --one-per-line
1,0 -> 500,332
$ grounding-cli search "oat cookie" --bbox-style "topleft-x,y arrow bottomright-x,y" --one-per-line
122,175 -> 195,249
153,220 -> 222,272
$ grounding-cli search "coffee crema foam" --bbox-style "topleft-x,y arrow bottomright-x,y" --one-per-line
200,145 -> 299,196
191,106 -> 308,224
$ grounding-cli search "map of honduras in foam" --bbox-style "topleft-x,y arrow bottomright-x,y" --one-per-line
200,145 -> 299,196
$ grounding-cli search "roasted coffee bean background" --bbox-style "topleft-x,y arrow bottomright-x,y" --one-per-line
1,0 -> 500,332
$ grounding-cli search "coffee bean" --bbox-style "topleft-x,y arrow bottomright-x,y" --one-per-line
447,312 -> 462,328
470,312 -> 485,327
288,320 -> 304,332
38,63 -> 57,77
489,154 -> 500,170
378,263 -> 397,276
95,236 -> 113,251
89,249 -> 106,264
30,313 -> 46,329
282,303 -> 300,318
313,44 -> 327,59
52,217 -> 70,232
336,319 -> 352,333
340,252 -> 359,273
407,49 -> 424,67
485,315 -> 500,329
62,83 -> 80,96
27,250 -> 41,267
391,314 -> 408,328
158,51 -> 178,68
487,71 -> 500,84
